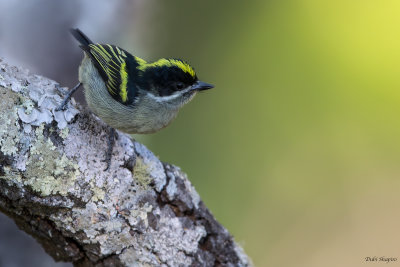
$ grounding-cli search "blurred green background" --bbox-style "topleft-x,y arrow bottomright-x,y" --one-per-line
137,1 -> 400,266
1,0 -> 400,266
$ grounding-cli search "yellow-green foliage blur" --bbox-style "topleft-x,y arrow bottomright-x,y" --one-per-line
131,1 -> 400,266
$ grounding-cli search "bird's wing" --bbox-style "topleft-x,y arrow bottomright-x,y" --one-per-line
85,44 -> 130,104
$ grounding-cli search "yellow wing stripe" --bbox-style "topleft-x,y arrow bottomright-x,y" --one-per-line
98,45 -> 113,61
91,50 -> 117,94
119,61 -> 128,102
92,46 -> 109,62
116,47 -> 122,55
89,44 -> 129,100
107,45 -> 122,63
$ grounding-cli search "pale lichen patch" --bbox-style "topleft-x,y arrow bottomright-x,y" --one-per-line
126,202 -> 153,228
24,125 -> 79,196
60,127 -> 69,139
118,248 -> 143,267
20,95 -> 35,114
0,88 -> 21,156
132,157 -> 152,189
134,142 -> 166,192
0,166 -> 22,183
90,181 -> 106,203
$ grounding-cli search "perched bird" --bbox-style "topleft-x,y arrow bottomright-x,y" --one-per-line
57,28 -> 214,170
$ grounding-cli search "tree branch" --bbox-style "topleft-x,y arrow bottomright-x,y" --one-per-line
0,58 -> 251,266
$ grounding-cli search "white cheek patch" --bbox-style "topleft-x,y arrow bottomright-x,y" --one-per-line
146,87 -> 193,102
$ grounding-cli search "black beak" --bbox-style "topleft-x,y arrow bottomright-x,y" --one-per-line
192,81 -> 214,91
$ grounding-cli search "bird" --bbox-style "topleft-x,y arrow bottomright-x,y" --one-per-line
57,28 -> 214,170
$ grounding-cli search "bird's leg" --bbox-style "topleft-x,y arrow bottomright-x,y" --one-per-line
103,127 -> 116,171
55,82 -> 82,111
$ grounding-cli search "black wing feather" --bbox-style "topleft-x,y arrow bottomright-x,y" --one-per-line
87,44 -> 127,96
70,28 -> 139,104
70,28 -> 93,46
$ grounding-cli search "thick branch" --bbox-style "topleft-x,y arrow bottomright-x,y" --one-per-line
0,58 -> 251,266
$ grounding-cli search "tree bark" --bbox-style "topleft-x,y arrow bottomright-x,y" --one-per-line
0,58 -> 251,267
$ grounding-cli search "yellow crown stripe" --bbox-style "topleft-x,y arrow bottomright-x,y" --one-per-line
119,61 -> 128,102
135,56 -> 147,66
170,59 -> 196,77
137,58 -> 196,78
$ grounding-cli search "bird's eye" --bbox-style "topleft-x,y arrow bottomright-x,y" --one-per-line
176,82 -> 184,90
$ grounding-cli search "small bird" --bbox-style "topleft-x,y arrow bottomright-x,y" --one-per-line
57,28 -> 214,170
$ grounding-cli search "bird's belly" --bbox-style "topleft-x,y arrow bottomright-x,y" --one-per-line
86,93 -> 178,134
112,105 -> 179,134
86,89 -> 178,134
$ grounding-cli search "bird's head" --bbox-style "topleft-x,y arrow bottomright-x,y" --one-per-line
138,58 -> 214,108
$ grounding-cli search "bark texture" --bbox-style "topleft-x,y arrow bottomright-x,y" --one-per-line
0,58 -> 251,267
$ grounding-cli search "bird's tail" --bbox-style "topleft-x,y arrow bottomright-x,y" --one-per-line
70,28 -> 93,46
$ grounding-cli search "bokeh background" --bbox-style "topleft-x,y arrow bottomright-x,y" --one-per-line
1,1 -> 400,266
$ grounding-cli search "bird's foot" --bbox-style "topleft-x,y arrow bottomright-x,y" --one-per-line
55,82 -> 82,111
